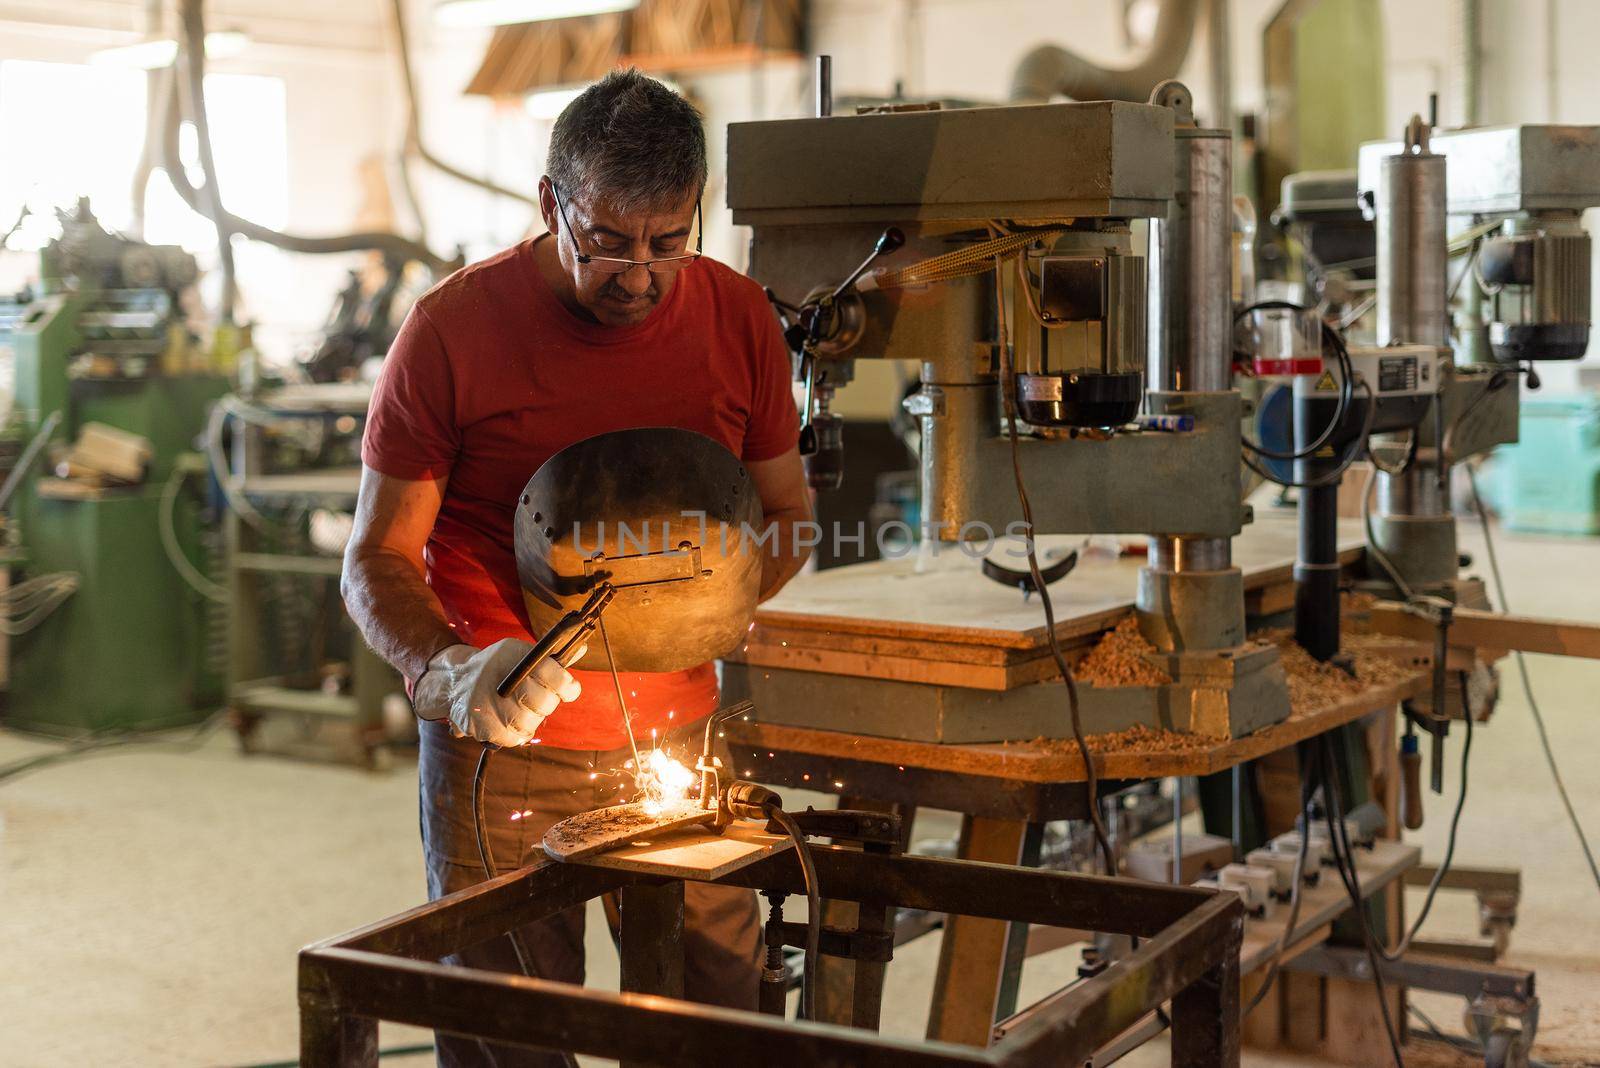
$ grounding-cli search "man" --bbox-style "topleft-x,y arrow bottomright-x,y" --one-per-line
342,69 -> 811,1066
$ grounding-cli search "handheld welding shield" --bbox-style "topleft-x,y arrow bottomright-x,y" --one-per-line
514,427 -> 764,673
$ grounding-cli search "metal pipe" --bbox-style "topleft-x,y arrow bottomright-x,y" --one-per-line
1144,81 -> 1235,602
1376,119 -> 1448,348
1206,0 -> 1233,131
815,55 -> 832,118
1009,0 -> 1200,103
1148,125 -> 1233,392
1372,116 -> 1454,593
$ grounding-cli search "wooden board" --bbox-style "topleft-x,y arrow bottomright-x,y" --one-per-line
571,817 -> 793,882
739,514 -> 1366,650
1370,600 -> 1600,660
725,515 -> 1369,690
727,669 -> 1428,785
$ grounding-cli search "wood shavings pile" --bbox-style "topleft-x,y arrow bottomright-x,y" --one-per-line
1258,627 -> 1413,714
1025,723 -> 1210,757
1085,723 -> 1211,754
1072,618 -> 1172,687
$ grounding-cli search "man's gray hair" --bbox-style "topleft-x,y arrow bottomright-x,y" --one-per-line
548,69 -> 707,214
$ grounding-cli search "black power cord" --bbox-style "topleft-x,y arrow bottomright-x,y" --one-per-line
1317,735 -> 1407,1067
470,747 -> 580,1068
1376,674 -> 1474,962
765,806 -> 822,1021
1234,300 -> 1356,463
991,256 -> 1116,876
1242,755 -> 1316,1018
1242,376 -> 1378,491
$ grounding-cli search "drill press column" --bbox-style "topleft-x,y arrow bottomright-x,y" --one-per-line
1371,118 -> 1457,593
1138,81 -> 1245,652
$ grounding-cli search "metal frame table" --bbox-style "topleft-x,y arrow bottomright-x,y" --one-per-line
300,842 -> 1244,1067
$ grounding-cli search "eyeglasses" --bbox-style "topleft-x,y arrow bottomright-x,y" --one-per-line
551,184 -> 702,275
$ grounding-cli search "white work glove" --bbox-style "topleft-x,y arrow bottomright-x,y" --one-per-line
413,638 -> 582,748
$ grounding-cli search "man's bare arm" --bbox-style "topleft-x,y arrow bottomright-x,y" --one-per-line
746,446 -> 812,602
341,465 -> 457,683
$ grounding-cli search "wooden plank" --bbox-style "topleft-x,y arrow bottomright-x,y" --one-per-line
729,671 -> 1427,784
1246,580 -> 1297,618
730,642 -> 1074,690
926,817 -> 1035,1047
747,516 -> 1366,650
1370,601 -> 1600,660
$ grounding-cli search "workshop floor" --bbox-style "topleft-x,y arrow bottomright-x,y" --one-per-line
1,520 -> 1596,1068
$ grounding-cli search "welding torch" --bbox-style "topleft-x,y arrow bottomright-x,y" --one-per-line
495,583 -> 615,703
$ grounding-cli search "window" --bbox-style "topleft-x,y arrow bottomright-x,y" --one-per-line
0,58 -> 289,322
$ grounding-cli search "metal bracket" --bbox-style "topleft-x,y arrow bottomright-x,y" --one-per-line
582,544 -> 704,588
774,807 -> 903,850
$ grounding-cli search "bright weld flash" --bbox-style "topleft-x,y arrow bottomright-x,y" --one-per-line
635,747 -> 695,816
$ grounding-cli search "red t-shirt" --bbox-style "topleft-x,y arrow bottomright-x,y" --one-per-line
361,237 -> 799,749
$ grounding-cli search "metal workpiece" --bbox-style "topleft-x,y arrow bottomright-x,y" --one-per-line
300,843 -> 1244,1067
1147,88 -> 1234,394
914,389 -> 1246,539
1358,123 -> 1600,216
1375,119 -> 1449,349
726,100 -> 1176,226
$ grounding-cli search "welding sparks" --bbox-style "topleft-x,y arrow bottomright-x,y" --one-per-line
635,747 -> 696,816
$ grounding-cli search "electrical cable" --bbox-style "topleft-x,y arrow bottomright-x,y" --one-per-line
1405,1003 -> 1554,1068
1440,370 -> 1512,468
1361,461 -> 1416,602
1318,736 -> 1406,1067
991,254 -> 1116,875
161,465 -> 229,604
1375,676 -> 1474,961
0,711 -> 227,785
1242,376 -> 1377,491
767,806 -> 821,1021
865,226 -> 1070,292
469,743 -> 581,1068
1466,464 -> 1600,897
1241,763 -> 1315,1018
1234,300 -> 1354,462
205,400 -> 267,531
0,572 -> 80,635
229,1043 -> 437,1068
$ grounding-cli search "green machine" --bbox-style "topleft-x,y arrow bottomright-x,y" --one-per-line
0,200 -> 232,734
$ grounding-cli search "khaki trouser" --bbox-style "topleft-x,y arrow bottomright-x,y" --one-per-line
418,719 -> 763,1068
